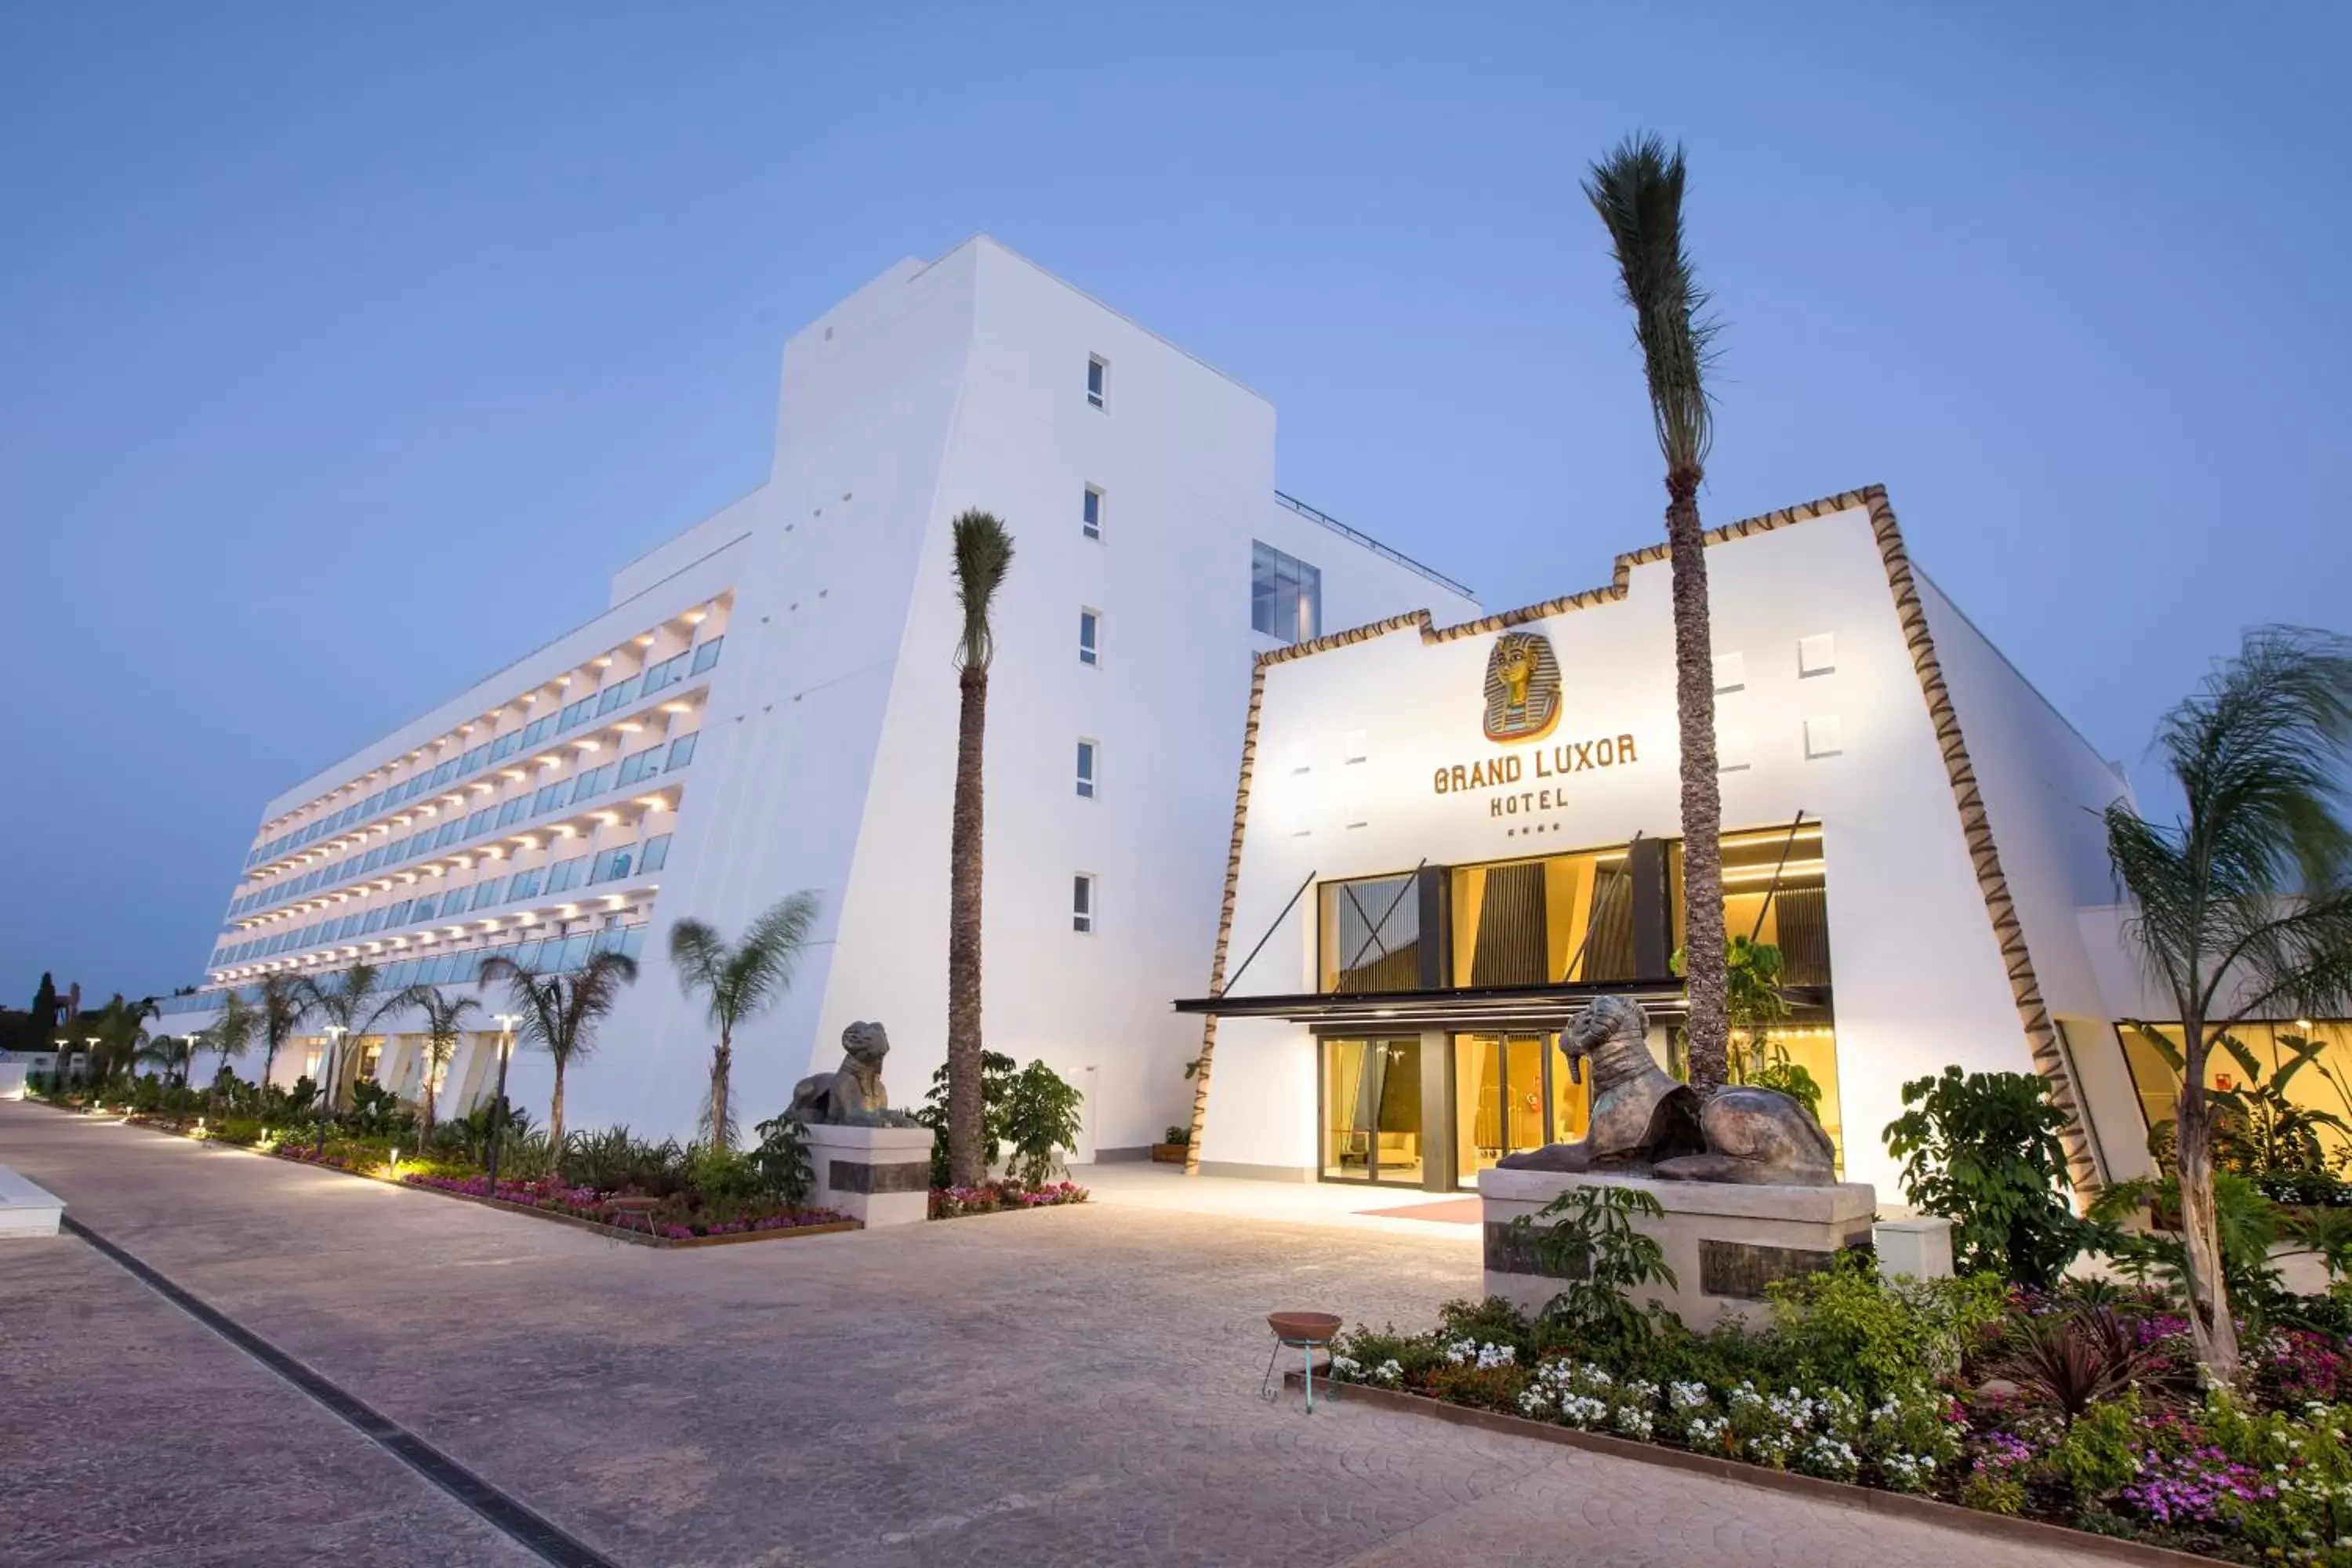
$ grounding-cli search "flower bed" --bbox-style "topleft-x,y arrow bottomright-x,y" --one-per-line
398,1171 -> 852,1240
929,1180 -> 1089,1219
1316,1284 -> 2352,1566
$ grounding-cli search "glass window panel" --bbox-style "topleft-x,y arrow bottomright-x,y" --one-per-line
666,733 -> 699,770
1319,873 -> 1423,993
638,834 -> 670,873
691,636 -> 724,675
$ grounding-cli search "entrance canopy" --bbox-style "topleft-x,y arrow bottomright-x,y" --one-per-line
1172,977 -> 1832,1034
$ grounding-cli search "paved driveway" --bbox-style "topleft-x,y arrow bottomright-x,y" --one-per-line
0,1105 -> 2111,1567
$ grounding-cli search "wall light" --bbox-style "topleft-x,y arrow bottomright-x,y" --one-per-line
633,634 -> 655,647
683,609 -> 707,625
659,701 -> 692,714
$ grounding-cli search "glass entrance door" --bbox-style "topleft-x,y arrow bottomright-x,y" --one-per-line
1319,1036 -> 1425,1184
1453,1032 -> 1554,1186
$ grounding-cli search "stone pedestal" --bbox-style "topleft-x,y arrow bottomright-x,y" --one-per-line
1873,1215 -> 1955,1280
1478,1169 -> 1878,1330
806,1124 -> 935,1228
0,1163 -> 64,1239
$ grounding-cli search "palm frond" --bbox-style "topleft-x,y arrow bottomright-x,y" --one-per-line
1583,132 -> 1719,481
950,509 -> 1015,670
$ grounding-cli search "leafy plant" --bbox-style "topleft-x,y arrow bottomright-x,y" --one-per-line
2132,1026 -> 2349,1180
1508,1182 -> 1676,1351
1998,1307 -> 2169,1425
345,1080 -> 414,1140
2086,1171 -> 2285,1311
1161,1124 -> 1191,1146
916,1048 -> 1014,1189
747,1113 -> 814,1208
1001,1059 -> 1083,1187
1765,1254 -> 2005,1406
1883,1065 -> 2082,1290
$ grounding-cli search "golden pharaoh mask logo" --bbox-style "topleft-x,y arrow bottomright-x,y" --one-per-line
1482,631 -> 1563,744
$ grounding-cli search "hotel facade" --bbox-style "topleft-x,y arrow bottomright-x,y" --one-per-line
158,237 -> 1478,1157
154,239 -> 2340,1196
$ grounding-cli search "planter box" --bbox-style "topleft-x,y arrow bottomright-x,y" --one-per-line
1151,1143 -> 1188,1164
1290,1374 -> 2228,1568
1479,1168 -> 1876,1330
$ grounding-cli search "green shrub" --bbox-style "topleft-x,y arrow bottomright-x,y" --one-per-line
1882,1065 -> 2082,1288
747,1114 -> 812,1208
1001,1060 -> 1083,1187
1506,1183 -> 1678,1355
913,1049 -> 1014,1188
2050,1395 -> 2140,1501
210,1117 -> 264,1147
684,1145 -> 760,1208
1765,1254 -> 2005,1406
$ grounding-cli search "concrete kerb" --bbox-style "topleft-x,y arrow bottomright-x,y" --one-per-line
1287,1373 -> 2230,1568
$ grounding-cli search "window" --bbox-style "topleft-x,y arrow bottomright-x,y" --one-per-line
495,797 -> 528,829
460,745 -> 489,774
1251,541 -> 1322,643
590,846 -> 633,884
618,745 -> 663,786
521,715 -> 556,748
641,652 -> 688,696
1086,355 -> 1106,408
490,732 -> 522,763
508,868 -> 544,901
1078,609 -> 1100,666
638,833 -> 671,874
1076,739 -> 1098,799
412,893 -> 439,922
547,855 -> 586,894
435,820 -> 463,849
596,675 -> 641,717
569,764 -> 613,804
666,732 -> 699,771
1073,873 -> 1097,933
690,636 -> 724,676
361,909 -> 387,935
533,782 -> 567,815
470,877 -> 506,911
1081,486 -> 1102,541
557,699 -> 593,733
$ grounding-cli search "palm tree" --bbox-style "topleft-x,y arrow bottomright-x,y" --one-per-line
296,962 -> 407,1115
2107,626 -> 2352,1387
477,949 -> 638,1147
254,972 -> 314,1093
135,1033 -> 194,1087
1585,134 -> 1732,1094
946,509 -> 1014,1188
83,994 -> 159,1085
669,892 -> 821,1149
402,988 -> 481,1139
205,991 -> 260,1091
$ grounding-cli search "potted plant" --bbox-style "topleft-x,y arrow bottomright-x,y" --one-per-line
1153,1123 -> 1190,1163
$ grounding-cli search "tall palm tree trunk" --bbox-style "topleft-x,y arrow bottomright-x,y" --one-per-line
947,663 -> 989,1188
423,1072 -> 437,1140
1666,476 -> 1730,1094
2174,1014 -> 2239,1382
709,1033 -> 732,1150
549,1064 -> 567,1149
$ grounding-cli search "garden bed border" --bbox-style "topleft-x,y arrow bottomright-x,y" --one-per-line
1287,1372 -> 2230,1568
74,1105 -> 861,1250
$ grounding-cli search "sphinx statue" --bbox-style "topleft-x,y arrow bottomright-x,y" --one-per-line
786,1021 -> 921,1128
1496,996 -> 1837,1185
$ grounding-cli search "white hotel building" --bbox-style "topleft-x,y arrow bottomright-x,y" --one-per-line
160,237 -> 1477,1157
157,238 -> 2340,1196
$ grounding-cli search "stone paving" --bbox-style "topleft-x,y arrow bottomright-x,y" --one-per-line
0,1104 -> 2118,1567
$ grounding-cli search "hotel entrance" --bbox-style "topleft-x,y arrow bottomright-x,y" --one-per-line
1319,1036 -> 1426,1184
1451,1030 -> 1591,1188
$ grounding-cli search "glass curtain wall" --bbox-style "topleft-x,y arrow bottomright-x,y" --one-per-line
2118,1019 -> 2352,1167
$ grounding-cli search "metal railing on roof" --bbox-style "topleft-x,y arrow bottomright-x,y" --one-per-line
1272,490 -> 1474,601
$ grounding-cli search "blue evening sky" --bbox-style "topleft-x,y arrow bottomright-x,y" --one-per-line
4,2 -> 2346,1001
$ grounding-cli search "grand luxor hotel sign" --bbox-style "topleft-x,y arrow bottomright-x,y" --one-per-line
1431,631 -> 1642,815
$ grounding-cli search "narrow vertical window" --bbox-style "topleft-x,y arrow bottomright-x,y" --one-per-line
1076,739 -> 1098,799
1073,873 -> 1096,933
1250,540 -> 1323,644
1086,356 -> 1106,408
1081,485 -> 1102,541
1078,608 -> 1100,666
